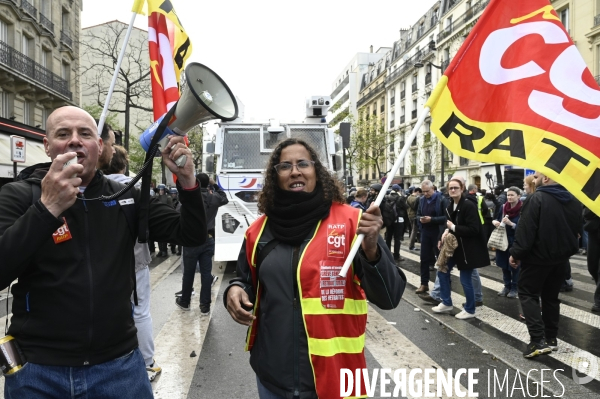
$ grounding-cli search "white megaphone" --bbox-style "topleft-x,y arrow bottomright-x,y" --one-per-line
140,62 -> 239,167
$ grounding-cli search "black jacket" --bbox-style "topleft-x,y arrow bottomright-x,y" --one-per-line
223,221 -> 406,399
201,185 -> 228,234
509,185 -> 581,264
417,192 -> 449,239
447,196 -> 490,270
0,163 -> 206,366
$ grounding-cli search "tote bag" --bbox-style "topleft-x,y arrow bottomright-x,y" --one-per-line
488,225 -> 508,251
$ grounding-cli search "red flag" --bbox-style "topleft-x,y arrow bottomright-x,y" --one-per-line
426,0 -> 600,214
144,0 -> 192,121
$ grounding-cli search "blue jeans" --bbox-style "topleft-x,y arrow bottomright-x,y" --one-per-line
182,237 -> 215,306
431,269 -> 482,303
4,348 -> 152,399
256,375 -> 288,399
438,259 -> 477,314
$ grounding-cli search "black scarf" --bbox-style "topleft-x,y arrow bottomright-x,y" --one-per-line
266,183 -> 331,245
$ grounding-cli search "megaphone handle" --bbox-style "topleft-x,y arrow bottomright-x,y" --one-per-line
156,136 -> 187,168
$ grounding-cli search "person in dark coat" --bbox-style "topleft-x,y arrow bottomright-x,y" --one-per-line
509,172 -> 581,358
493,187 -> 522,298
433,178 -> 490,319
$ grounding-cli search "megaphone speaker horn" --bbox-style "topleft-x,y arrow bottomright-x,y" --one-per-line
168,62 -> 239,135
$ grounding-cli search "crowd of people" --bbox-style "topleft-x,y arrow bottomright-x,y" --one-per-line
345,173 -> 594,359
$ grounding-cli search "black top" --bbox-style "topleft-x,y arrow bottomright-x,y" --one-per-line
0,163 -> 206,366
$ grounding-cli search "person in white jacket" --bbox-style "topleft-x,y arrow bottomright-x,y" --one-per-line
102,145 -> 161,382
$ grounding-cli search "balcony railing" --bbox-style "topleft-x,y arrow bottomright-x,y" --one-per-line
400,115 -> 405,124
330,75 -> 349,99
595,14 -> 600,27
21,0 -> 37,19
390,97 -> 395,106
437,0 -> 490,43
412,83 -> 417,92
0,40 -> 72,99
356,82 -> 385,108
40,13 -> 54,34
386,50 -> 422,85
61,30 -> 73,49
411,109 -> 417,119
425,74 -> 431,85
400,89 -> 405,99
390,120 -> 395,129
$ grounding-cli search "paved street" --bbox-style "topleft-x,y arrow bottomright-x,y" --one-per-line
1,243 -> 600,398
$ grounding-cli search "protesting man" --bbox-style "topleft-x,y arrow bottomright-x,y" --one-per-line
509,172 -> 581,358
0,106 -> 206,397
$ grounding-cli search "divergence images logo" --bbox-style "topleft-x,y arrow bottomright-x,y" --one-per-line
327,224 -> 346,258
572,350 -> 598,385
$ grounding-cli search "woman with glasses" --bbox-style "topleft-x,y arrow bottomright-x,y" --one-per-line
223,138 -> 406,399
434,178 -> 490,319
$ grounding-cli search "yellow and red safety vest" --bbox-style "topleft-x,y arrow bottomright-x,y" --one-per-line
244,202 -> 368,399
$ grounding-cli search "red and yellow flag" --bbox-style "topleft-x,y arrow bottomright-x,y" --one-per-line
426,0 -> 600,214
133,0 -> 192,121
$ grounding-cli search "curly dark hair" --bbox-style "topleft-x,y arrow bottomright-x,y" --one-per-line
258,138 -> 346,214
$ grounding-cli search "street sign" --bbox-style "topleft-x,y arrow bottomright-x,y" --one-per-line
10,135 -> 26,163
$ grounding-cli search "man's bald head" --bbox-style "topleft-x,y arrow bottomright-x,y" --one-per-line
46,106 -> 98,137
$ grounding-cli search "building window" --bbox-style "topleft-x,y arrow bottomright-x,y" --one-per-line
559,8 -> 569,31
0,20 -> 7,44
22,35 -> 30,57
61,63 -> 70,81
41,49 -> 51,69
24,101 -> 32,125
0,92 -> 10,118
41,108 -> 48,129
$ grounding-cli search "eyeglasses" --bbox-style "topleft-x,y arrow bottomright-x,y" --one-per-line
273,160 -> 315,175
448,186 -> 461,191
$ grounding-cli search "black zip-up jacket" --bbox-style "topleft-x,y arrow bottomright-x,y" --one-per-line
201,185 -> 228,234
0,163 -> 206,366
447,196 -> 490,270
509,184 -> 581,264
223,223 -> 405,399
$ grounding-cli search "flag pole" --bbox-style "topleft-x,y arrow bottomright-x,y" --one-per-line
97,11 -> 138,136
339,106 -> 431,278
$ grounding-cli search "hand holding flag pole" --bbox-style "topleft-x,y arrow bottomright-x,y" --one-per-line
339,107 -> 431,278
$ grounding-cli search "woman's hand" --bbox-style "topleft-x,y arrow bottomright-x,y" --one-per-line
492,220 -> 500,227
226,286 -> 255,326
502,216 -> 512,226
358,203 -> 384,261
446,220 -> 454,231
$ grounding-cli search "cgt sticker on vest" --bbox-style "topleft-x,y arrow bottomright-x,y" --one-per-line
319,262 -> 345,309
327,223 -> 346,258
52,217 -> 72,244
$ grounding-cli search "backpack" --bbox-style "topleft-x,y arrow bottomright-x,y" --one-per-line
408,196 -> 419,211
380,196 -> 396,227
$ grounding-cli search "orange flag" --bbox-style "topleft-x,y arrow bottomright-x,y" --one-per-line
426,0 -> 600,214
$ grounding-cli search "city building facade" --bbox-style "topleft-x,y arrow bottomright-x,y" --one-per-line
355,48 -> 391,185
0,0 -> 80,187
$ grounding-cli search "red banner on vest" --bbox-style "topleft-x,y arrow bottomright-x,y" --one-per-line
426,0 -> 600,215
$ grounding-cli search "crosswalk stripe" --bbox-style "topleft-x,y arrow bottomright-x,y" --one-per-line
397,252 -> 600,383
365,305 -> 466,399
151,261 -> 226,398
401,249 -> 600,330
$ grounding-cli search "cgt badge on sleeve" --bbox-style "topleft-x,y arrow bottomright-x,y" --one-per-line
52,217 -> 72,244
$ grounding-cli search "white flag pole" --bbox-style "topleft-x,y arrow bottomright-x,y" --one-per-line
97,11 -> 138,135
339,106 -> 431,278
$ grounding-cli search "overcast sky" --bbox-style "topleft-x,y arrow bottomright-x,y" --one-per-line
82,0 -> 438,123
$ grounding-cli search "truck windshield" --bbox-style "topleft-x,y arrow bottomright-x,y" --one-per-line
220,125 -> 329,171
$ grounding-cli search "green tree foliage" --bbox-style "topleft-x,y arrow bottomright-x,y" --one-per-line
351,111 -> 397,179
